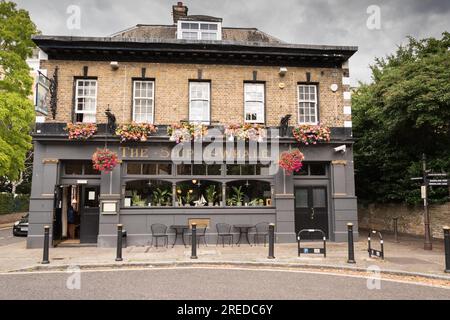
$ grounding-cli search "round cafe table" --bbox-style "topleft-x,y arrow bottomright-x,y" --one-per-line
170,225 -> 189,248
233,224 -> 254,246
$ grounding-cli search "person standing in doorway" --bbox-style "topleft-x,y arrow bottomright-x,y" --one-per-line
67,202 -> 77,239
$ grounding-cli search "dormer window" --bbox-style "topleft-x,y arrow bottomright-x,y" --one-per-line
177,21 -> 222,40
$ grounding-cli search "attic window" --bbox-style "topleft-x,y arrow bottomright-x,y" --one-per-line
177,21 -> 222,40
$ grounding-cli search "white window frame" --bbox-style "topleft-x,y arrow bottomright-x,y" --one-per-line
189,81 -> 210,124
297,84 -> 318,125
132,80 -> 155,123
177,21 -> 222,41
75,79 -> 97,123
244,83 -> 265,124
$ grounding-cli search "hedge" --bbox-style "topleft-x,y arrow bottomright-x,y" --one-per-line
0,193 -> 30,214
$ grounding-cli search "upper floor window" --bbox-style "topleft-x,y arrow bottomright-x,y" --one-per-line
177,21 -> 222,41
298,84 -> 318,124
75,79 -> 97,123
133,80 -> 154,123
244,83 -> 265,123
189,81 -> 210,124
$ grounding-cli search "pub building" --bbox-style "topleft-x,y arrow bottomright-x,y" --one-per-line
27,2 -> 358,248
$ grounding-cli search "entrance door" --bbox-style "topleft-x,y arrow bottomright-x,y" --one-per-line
52,185 -> 63,246
294,187 -> 328,239
79,185 -> 100,243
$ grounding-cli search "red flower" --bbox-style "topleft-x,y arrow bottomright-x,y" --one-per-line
92,148 -> 119,173
279,149 -> 305,175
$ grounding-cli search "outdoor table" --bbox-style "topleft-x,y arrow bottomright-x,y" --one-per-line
233,224 -> 254,246
170,225 -> 189,248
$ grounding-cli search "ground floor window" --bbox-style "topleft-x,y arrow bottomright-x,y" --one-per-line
226,180 -> 272,206
176,180 -> 221,207
124,180 -> 172,207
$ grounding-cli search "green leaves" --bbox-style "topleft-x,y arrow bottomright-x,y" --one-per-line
0,1 -> 38,181
353,32 -> 450,205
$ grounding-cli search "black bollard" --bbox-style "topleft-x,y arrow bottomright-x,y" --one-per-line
347,223 -> 355,264
268,223 -> 275,259
115,224 -> 123,262
444,226 -> 450,273
393,217 -> 399,243
191,223 -> 198,259
41,225 -> 50,264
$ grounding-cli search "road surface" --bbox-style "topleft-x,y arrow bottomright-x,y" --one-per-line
0,228 -> 25,247
0,267 -> 448,300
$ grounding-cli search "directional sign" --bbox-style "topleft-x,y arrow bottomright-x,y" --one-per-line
429,179 -> 448,186
428,173 -> 448,177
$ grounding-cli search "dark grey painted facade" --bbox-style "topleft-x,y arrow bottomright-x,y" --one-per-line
27,129 -> 358,248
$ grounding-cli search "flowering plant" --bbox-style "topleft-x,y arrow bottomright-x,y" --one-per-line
292,124 -> 330,145
224,123 -> 266,142
65,122 -> 97,140
279,149 -> 305,175
115,122 -> 157,142
91,148 -> 119,173
167,122 -> 208,143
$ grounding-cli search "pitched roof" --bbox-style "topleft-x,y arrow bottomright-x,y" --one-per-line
111,24 -> 284,44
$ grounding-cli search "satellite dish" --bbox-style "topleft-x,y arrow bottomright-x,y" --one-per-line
330,84 -> 338,92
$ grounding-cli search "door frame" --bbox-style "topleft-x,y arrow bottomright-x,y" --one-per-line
293,180 -> 332,239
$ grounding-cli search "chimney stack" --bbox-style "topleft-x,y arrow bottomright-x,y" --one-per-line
172,2 -> 188,24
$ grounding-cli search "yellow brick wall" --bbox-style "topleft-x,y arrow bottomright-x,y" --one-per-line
41,60 -> 350,127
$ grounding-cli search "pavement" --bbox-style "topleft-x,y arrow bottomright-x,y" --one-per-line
0,230 -> 449,287
1,267 -> 449,300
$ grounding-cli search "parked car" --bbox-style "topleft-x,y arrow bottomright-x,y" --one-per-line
13,214 -> 29,236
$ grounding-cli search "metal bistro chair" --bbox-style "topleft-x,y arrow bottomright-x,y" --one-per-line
216,223 -> 233,247
185,225 -> 208,247
150,223 -> 169,248
253,222 -> 270,247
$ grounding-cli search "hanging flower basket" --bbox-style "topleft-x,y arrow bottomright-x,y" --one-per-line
167,122 -> 208,143
279,148 -> 305,175
115,122 -> 157,142
92,148 -> 119,173
224,123 -> 266,142
292,124 -> 331,145
65,122 -> 97,140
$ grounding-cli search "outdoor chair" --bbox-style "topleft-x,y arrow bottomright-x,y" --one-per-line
150,223 -> 169,248
185,225 -> 208,247
216,223 -> 233,247
253,222 -> 270,247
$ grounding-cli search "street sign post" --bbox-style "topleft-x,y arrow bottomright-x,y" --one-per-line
410,154 -> 448,251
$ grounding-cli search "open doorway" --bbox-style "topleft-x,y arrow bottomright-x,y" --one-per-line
54,184 -> 100,246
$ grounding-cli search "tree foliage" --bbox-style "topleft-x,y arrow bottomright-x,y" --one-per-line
0,1 -> 37,181
353,32 -> 450,205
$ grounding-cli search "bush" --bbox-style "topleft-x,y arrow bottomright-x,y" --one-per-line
0,193 -> 29,214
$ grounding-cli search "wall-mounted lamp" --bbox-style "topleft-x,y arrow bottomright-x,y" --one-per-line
110,61 -> 119,70
279,67 -> 287,77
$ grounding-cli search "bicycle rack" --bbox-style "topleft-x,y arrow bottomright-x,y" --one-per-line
297,229 -> 327,257
368,230 -> 384,259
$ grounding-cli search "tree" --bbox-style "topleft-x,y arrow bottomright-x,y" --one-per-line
0,1 -> 38,182
352,32 -> 450,205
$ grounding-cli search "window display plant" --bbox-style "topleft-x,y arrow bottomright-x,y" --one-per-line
292,124 -> 330,145
152,188 -> 172,206
115,122 -> 157,142
230,186 -> 244,206
65,122 -> 98,140
205,185 -> 217,206
131,191 -> 146,207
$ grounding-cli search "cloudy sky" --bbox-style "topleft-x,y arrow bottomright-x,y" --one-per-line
15,0 -> 450,85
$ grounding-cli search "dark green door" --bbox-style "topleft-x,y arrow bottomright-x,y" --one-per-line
79,185 -> 100,244
294,186 -> 328,239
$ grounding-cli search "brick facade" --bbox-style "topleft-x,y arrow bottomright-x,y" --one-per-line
41,60 -> 352,127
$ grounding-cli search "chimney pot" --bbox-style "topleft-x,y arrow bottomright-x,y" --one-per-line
173,2 -> 188,24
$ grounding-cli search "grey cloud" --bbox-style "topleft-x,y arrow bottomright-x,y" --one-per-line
14,0 -> 450,85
